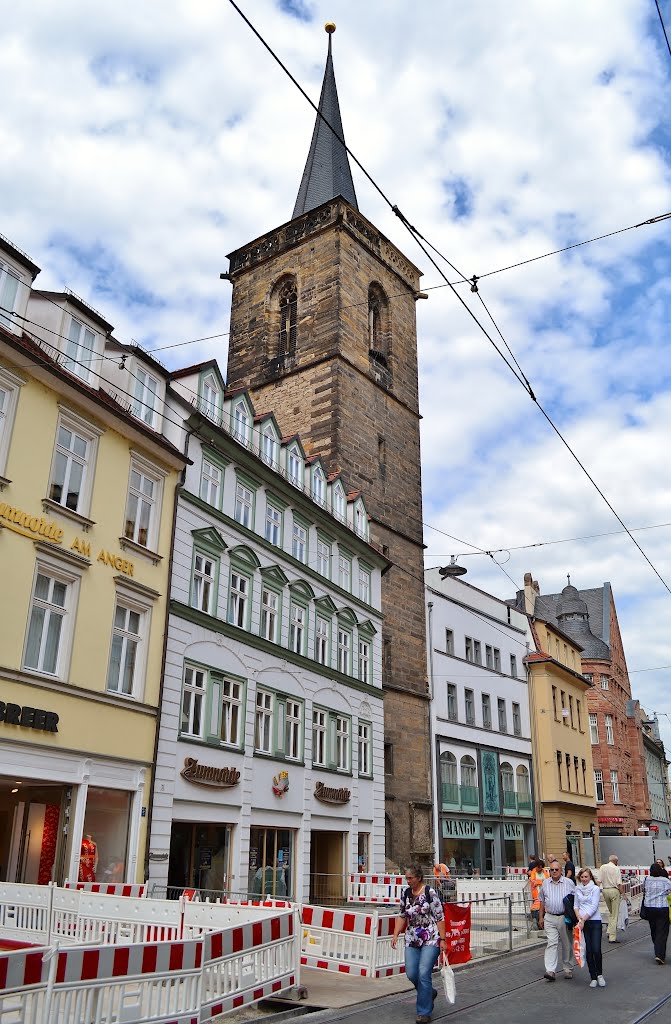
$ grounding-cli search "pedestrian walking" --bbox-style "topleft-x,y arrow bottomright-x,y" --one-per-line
527,852 -> 538,875
655,858 -> 670,878
538,859 -> 577,980
642,862 -> 671,965
563,850 -> 576,880
598,854 -> 624,943
529,859 -> 549,929
392,863 -> 447,1023
574,868 -> 606,988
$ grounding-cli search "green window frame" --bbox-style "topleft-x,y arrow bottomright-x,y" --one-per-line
189,528 -> 226,617
180,661 -> 246,751
265,500 -> 283,547
291,513 -> 309,565
255,686 -> 305,763
233,469 -> 259,531
316,534 -> 332,578
228,565 -> 252,630
190,548 -> 220,616
358,561 -> 372,605
312,705 -> 352,774
358,720 -> 373,777
199,447 -> 228,511
337,549 -> 352,592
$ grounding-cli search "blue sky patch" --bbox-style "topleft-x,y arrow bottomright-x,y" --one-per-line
277,0 -> 313,22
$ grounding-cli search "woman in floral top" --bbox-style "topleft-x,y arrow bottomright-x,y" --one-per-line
392,863 -> 447,1024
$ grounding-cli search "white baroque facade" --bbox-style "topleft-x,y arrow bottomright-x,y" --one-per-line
148,361 -> 386,901
425,569 -> 536,873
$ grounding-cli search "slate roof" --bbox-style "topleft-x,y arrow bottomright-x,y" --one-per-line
292,32 -> 358,218
534,584 -> 611,660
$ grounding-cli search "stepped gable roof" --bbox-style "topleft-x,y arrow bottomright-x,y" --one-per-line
292,24 -> 358,218
535,582 -> 611,660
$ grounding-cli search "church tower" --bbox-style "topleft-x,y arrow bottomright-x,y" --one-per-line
225,25 -> 432,866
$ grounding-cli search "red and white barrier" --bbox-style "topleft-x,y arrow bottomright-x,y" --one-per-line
64,881 -> 147,897
51,889 -> 182,946
347,874 -> 405,903
0,883 -> 52,946
0,938 -> 203,1024
0,904 -> 300,1024
505,867 -> 530,876
300,905 -> 405,978
200,908 -> 298,1018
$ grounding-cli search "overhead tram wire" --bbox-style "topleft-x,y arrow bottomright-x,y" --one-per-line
12,291 -> 671,582
226,2 -> 671,601
655,0 -> 671,60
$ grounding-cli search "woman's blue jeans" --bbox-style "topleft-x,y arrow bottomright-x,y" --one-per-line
405,944 -> 440,1017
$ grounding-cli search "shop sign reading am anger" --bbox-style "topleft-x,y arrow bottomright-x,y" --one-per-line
0,501 -> 134,577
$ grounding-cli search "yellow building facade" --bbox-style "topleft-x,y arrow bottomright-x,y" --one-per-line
526,619 -> 599,867
0,237 -> 185,885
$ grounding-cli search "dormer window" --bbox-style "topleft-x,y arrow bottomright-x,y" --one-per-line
355,504 -> 368,539
278,280 -> 298,356
133,367 -> 159,428
262,426 -> 278,467
201,374 -> 220,420
287,446 -> 302,488
0,263 -> 20,333
312,466 -> 325,506
64,316 -> 96,382
332,483 -> 345,521
232,401 -> 250,446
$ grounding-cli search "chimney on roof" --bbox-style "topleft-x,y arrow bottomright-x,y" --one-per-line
523,572 -> 539,615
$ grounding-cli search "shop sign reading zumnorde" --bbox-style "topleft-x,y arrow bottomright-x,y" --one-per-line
180,758 -> 240,788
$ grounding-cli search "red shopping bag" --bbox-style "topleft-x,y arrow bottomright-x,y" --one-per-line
443,903 -> 472,965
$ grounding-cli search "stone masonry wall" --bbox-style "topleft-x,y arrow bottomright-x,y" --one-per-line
225,200 -> 431,865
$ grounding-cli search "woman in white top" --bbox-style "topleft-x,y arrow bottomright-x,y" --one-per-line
643,862 -> 671,964
574,868 -> 605,988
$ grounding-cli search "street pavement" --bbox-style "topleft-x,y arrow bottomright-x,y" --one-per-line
287,919 -> 671,1024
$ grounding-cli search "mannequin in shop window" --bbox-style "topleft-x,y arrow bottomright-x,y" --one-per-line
78,833 -> 98,883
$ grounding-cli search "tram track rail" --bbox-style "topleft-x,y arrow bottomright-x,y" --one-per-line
292,926 -> 667,1024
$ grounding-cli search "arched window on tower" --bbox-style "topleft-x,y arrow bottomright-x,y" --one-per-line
368,283 -> 391,385
278,279 -> 298,356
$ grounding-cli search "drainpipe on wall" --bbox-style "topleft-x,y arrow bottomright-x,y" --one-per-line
144,428 -> 193,884
526,639 -> 544,859
427,601 -> 438,864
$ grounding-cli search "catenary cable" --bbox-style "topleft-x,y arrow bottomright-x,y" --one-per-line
224,0 -> 671,601
654,0 -> 671,59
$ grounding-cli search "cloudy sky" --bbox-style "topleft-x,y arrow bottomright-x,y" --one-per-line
3,1 -> 671,749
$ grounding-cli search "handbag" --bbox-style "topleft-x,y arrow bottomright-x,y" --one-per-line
640,892 -> 649,921
440,951 -> 456,1005
563,892 -> 578,926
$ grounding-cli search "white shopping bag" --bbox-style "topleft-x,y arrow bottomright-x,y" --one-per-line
617,899 -> 629,931
440,952 -> 456,1004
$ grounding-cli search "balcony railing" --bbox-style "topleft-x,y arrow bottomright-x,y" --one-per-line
503,790 -> 517,811
441,783 -> 480,811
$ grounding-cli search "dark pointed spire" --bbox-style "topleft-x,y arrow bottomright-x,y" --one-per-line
292,23 -> 358,219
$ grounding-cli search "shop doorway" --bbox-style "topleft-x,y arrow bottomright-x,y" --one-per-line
168,823 -> 232,895
0,780 -> 69,885
310,830 -> 346,905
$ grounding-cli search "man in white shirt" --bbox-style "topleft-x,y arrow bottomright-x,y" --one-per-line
538,860 -> 577,980
598,854 -> 624,943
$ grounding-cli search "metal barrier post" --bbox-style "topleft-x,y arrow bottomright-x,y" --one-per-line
508,896 -> 513,951
369,909 -> 379,977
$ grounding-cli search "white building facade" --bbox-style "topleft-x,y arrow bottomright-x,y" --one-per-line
148,362 -> 387,902
426,569 -> 536,873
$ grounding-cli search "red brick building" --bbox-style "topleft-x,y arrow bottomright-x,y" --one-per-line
521,576 -> 650,836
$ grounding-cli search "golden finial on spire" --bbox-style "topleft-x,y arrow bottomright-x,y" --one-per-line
325,22 -> 336,33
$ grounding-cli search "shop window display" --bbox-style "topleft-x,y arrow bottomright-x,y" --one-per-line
248,826 -> 294,899
80,787 -> 131,883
